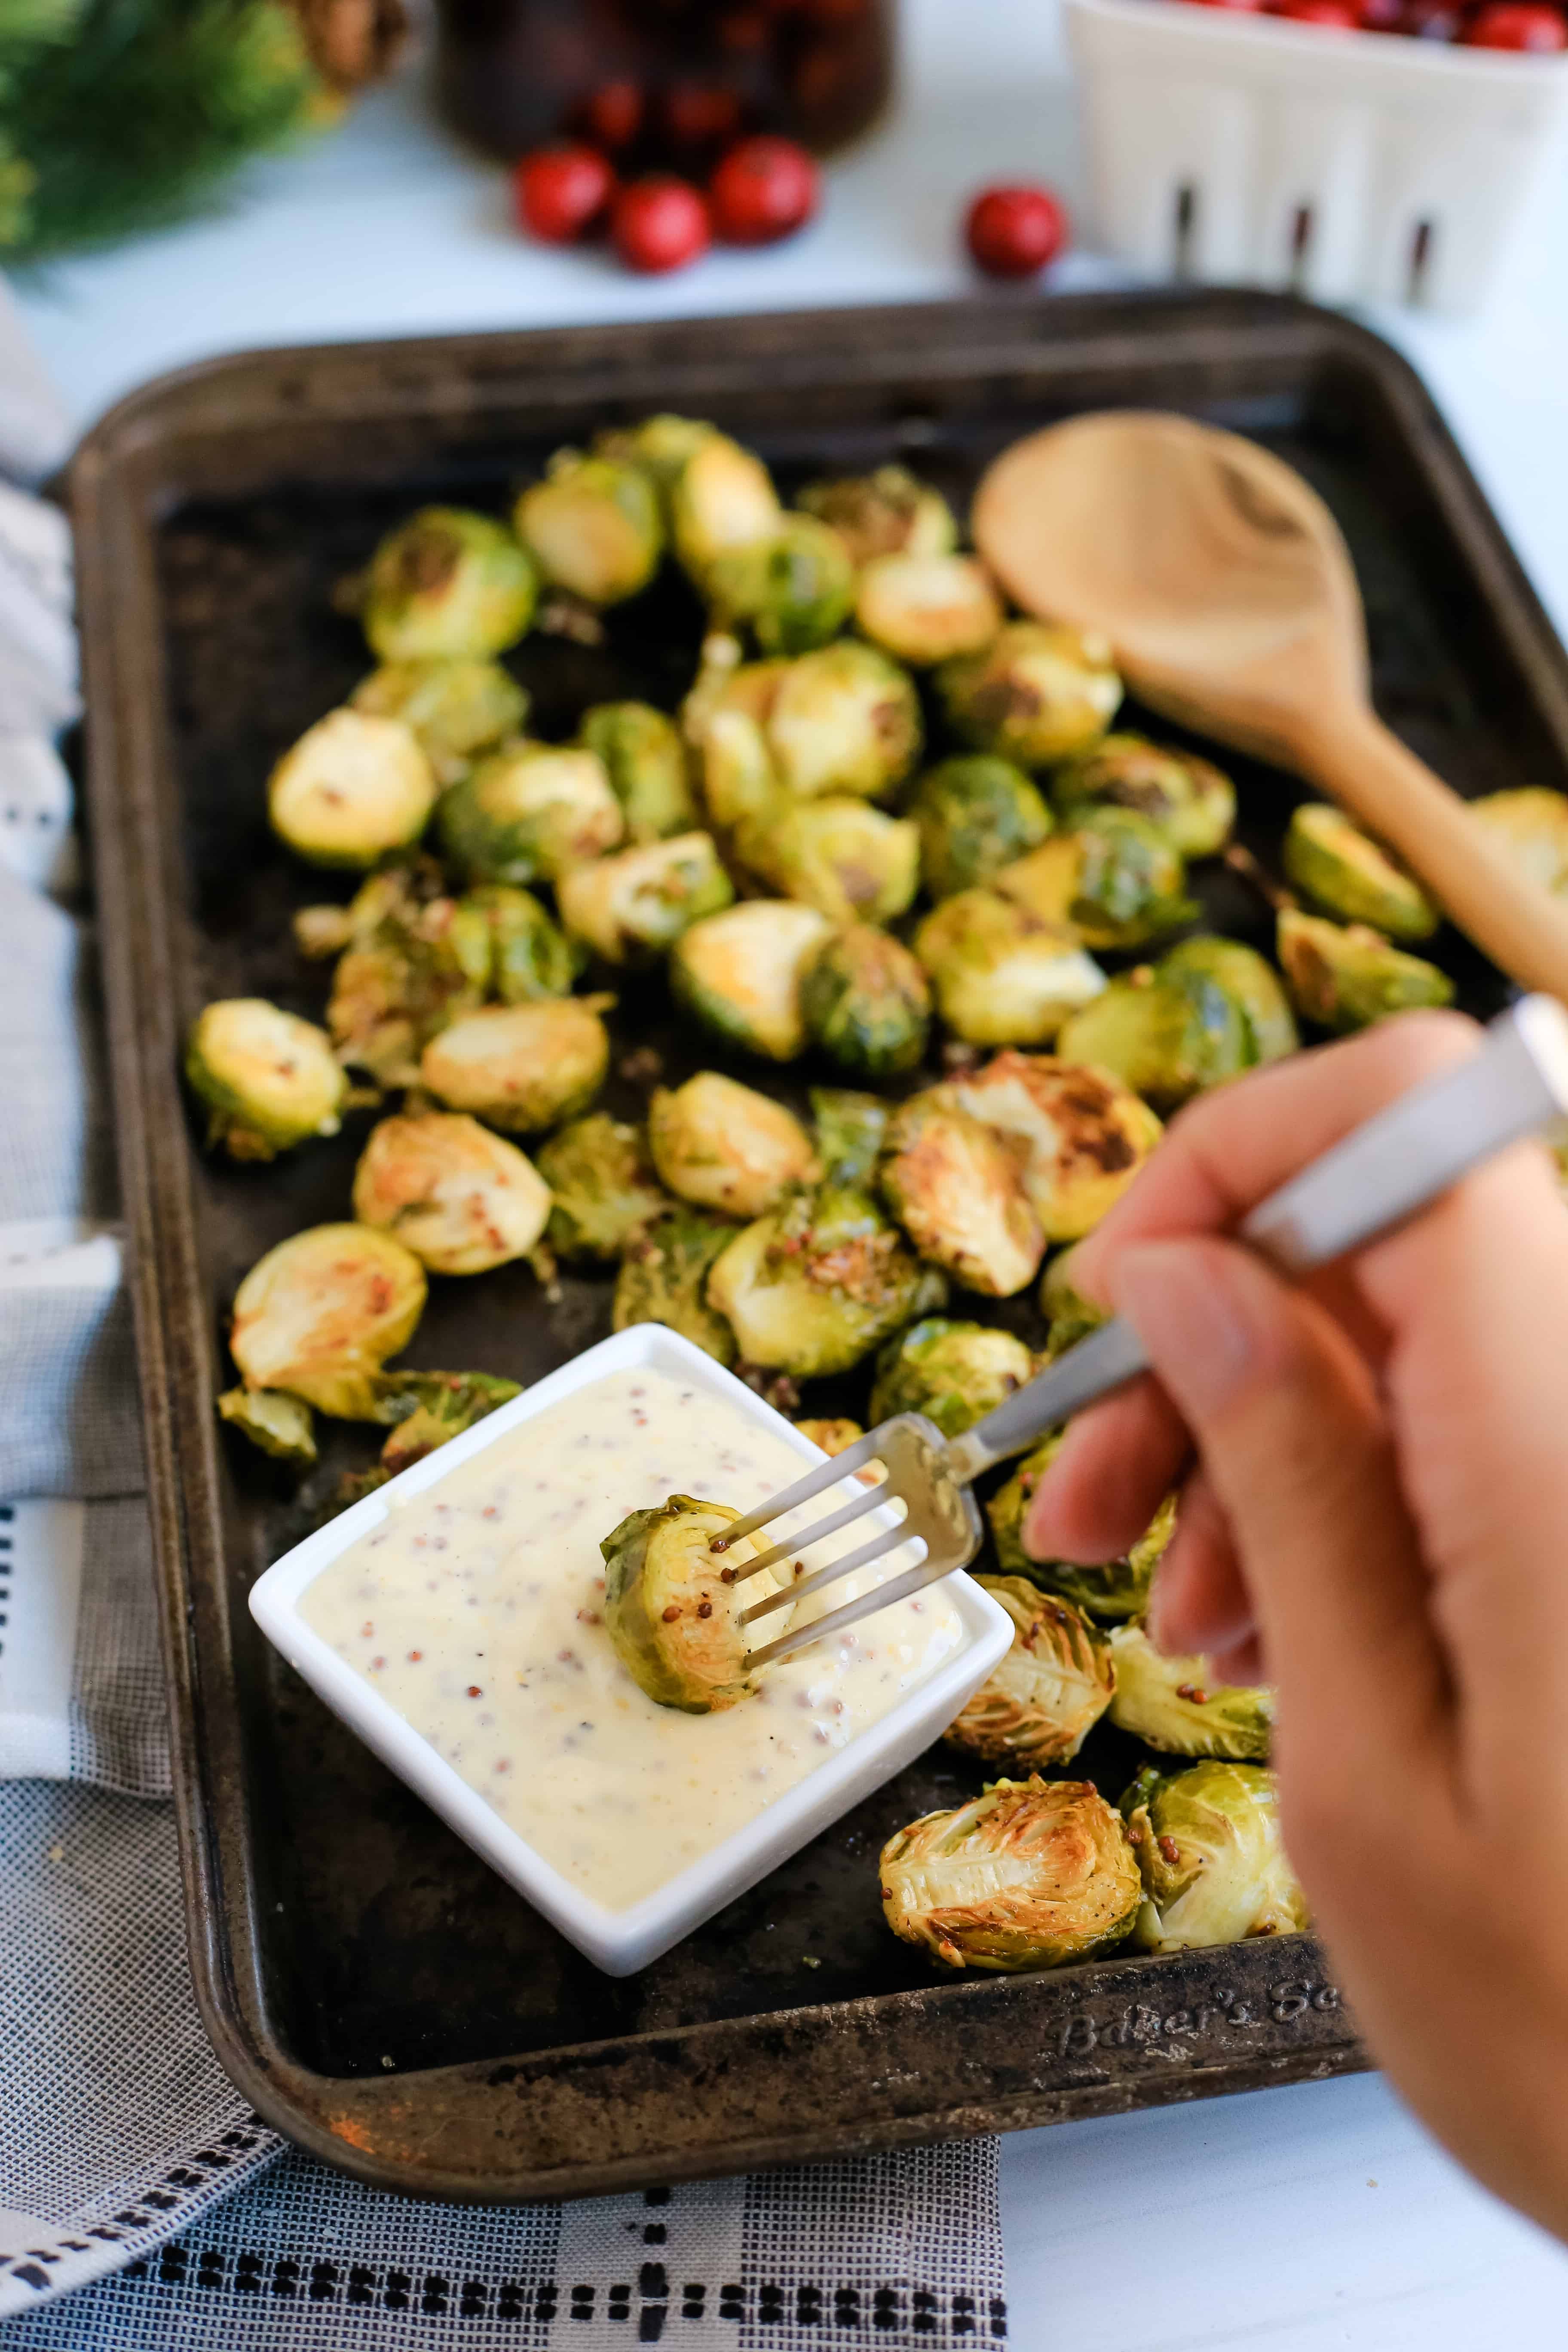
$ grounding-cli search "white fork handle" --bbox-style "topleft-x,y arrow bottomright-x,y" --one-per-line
945,995 -> 1568,1483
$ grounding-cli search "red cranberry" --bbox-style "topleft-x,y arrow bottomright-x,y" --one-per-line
612,175 -> 711,272
662,83 -> 746,158
512,145 -> 616,244
965,184 -> 1070,279
578,80 -> 645,152
1462,0 -> 1568,42
709,135 -> 820,244
1273,0 -> 1360,21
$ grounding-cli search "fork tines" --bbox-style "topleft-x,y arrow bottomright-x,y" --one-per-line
710,1426 -> 889,1551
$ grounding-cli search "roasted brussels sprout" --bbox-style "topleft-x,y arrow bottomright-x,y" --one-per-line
349,659 -> 528,787
603,1494 -> 784,1712
229,1224 -> 427,1419
371,1368 -> 522,1476
461,882 -> 582,1002
680,649 -> 789,831
995,808 -> 1197,952
708,1186 -> 947,1378
794,1416 -> 865,1457
1283,802 -> 1437,942
708,515 -> 856,656
1055,969 -> 1246,1113
734,796 -> 920,926
268,709 -> 438,870
1277,909 -> 1455,1035
945,1580 -> 1114,1768
351,1111 -> 551,1274
536,1114 -> 669,1262
668,431 -> 783,588
1039,1240 -> 1108,1357
648,1071 -> 818,1219
1470,786 -> 1568,893
362,507 -> 538,662
988,1433 -> 1176,1620
437,742 -> 624,886
868,1317 -> 1035,1439
595,411 -> 716,491
880,1776 -> 1141,1972
767,643 -> 923,802
1124,1761 -> 1308,1951
935,1050 -> 1162,1243
217,1384 -> 316,1465
879,1096 -> 1044,1299
796,465 -> 957,566
811,1086 -> 890,1186
1159,935 -> 1299,1066
514,452 -> 664,606
1051,733 -> 1235,860
855,554 -> 1003,668
801,923 -> 932,1080
185,998 -> 346,1162
937,622 -> 1122,770
325,866 -> 489,1087
420,999 -> 610,1133
914,891 -> 1106,1049
613,1211 -> 738,1365
556,833 -> 735,965
670,900 -> 833,1062
913,756 -> 1054,900
579,701 -> 698,842
1108,1624 -> 1274,1760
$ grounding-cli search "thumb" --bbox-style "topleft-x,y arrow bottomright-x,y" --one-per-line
1112,1237 -> 1446,1782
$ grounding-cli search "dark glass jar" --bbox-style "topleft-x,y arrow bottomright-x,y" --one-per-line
434,0 -> 895,166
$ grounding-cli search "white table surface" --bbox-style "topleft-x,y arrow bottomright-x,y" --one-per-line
15,0 -> 1568,2338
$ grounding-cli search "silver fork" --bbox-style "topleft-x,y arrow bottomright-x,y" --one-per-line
721,994 -> 1568,1667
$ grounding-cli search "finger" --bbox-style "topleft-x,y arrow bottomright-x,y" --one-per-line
1020,1375 -> 1190,1565
1146,1463 -> 1255,1660
1209,1632 -> 1266,1688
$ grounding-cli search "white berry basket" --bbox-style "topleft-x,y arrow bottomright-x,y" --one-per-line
1066,0 -> 1568,311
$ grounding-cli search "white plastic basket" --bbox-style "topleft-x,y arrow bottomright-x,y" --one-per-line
1066,0 -> 1568,310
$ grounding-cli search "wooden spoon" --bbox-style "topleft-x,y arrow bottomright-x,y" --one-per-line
972,410 -> 1568,1002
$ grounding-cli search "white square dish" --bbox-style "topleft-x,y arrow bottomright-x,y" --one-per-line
248,1323 -> 1012,1976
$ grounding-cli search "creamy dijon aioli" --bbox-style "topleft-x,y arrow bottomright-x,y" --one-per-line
302,1367 -> 964,1909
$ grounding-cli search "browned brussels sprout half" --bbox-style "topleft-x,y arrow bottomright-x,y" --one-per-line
352,1112 -> 551,1275
1052,733 -> 1235,860
944,1580 -> 1114,1768
420,1000 -> 610,1133
613,1213 -> 738,1366
913,756 -> 1054,900
515,453 -> 664,606
868,1317 -> 1035,1439
936,622 -> 1121,770
1124,1761 -> 1308,1951
438,743 -> 624,886
536,1115 -> 670,1263
708,1188 -> 947,1379
1277,910 -> 1454,1035
602,1494 -> 788,1712
229,1224 -> 427,1421
987,1432 -> 1176,1620
268,710 -> 438,871
708,516 -> 856,656
796,465 -> 957,566
1108,1625 -> 1274,1761
801,925 -> 932,1080
1283,802 -> 1438,941
350,660 -> 528,787
934,1050 -> 1161,1243
579,701 -> 698,842
361,507 -> 539,662
879,1095 -> 1044,1299
648,1073 -> 818,1219
186,998 -> 346,1162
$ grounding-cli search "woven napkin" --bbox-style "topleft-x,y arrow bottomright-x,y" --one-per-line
0,293 -> 1010,2348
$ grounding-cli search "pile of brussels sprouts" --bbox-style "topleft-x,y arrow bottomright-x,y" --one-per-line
183,413 -> 1568,1975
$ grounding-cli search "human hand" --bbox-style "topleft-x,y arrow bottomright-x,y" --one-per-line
1022,1010 -> 1568,2239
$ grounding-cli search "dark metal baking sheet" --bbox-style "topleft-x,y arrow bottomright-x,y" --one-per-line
70,291 -> 1567,2201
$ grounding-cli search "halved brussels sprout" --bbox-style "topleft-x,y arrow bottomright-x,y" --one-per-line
680,646 -> 790,831
670,900 -> 834,1062
1108,1624 -> 1274,1760
536,1115 -> 669,1262
936,622 -> 1122,770
217,1384 -> 316,1465
185,999 -> 346,1162
801,924 -> 932,1081
1277,909 -> 1455,1035
229,1223 -> 427,1419
880,1775 -> 1141,1972
988,1432 -> 1176,1620
914,891 -> 1106,1048
734,796 -> 920,926
579,701 -> 698,842
556,833 -> 735,965
1159,935 -> 1299,1066
811,1086 -> 890,1186
351,1111 -> 551,1274
648,1071 -> 818,1219
794,1416 -> 866,1457
868,1316 -> 1035,1439
1039,1240 -> 1108,1358
595,411 -> 716,491
1124,1760 -> 1308,1951
913,756 -> 1054,901
1055,970 -> 1246,1113
613,1211 -> 738,1365
935,1050 -> 1162,1243
268,710 -> 438,870
995,808 -> 1197,952
362,507 -> 539,662
708,1186 -> 947,1378
349,659 -> 528,787
1051,733 -> 1235,860
708,515 -> 856,656
603,1493 -> 785,1712
1469,786 -> 1568,894
796,465 -> 957,566
460,882 -> 582,1002
945,1580 -> 1114,1767
1283,802 -> 1438,942
326,868 -> 488,1087
420,999 -> 610,1133
767,643 -> 923,802
438,743 -> 624,885
514,452 -> 664,606
855,554 -> 1002,668
669,432 -> 783,588
371,1369 -> 522,1476
879,1096 -> 1044,1299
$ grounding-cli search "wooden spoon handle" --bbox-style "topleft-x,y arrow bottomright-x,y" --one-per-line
1295,707 -> 1568,1003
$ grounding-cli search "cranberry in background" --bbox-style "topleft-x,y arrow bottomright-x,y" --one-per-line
612,175 -> 712,272
1357,0 -> 1406,30
966,184 -> 1070,279
1400,0 -> 1462,32
709,136 -> 820,244
1273,0 -> 1359,23
577,80 -> 645,155
513,145 -> 616,243
1463,0 -> 1568,43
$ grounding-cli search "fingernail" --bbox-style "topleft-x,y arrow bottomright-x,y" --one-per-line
1113,1242 -> 1261,1422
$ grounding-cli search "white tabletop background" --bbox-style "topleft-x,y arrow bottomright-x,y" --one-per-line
15,0 -> 1568,2335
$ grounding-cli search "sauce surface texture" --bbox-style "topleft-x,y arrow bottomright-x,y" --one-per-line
302,1367 -> 965,1909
